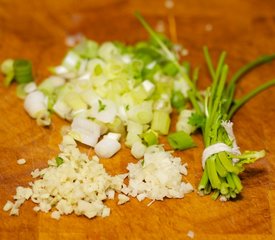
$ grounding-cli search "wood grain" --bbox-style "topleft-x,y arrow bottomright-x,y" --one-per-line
0,0 -> 275,239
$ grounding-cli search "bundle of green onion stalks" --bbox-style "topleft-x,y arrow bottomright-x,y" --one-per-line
189,48 -> 275,200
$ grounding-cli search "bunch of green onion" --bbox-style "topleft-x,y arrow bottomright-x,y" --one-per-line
190,48 -> 275,200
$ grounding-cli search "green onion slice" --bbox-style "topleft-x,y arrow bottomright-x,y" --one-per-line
168,131 -> 196,150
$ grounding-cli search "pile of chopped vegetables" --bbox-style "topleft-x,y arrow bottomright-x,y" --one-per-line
1,13 -> 275,219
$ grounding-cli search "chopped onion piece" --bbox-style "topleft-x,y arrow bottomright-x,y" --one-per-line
24,82 -> 37,94
53,100 -> 72,120
24,90 -> 48,118
176,109 -> 197,134
90,99 -> 117,123
70,117 -> 101,147
98,42 -> 119,61
95,135 -> 121,158
131,142 -> 147,159
105,132 -> 121,141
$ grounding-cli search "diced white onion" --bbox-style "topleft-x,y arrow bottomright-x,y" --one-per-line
24,82 -> 37,94
70,118 -> 101,147
142,80 -> 155,93
95,136 -> 121,158
105,132 -> 121,141
117,194 -> 130,205
53,100 -> 72,119
131,142 -> 147,159
90,99 -> 117,123
98,42 -> 119,61
176,109 -> 197,135
24,91 -> 48,118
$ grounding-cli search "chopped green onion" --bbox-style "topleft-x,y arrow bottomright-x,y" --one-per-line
1,59 -> 14,86
13,59 -> 34,84
16,83 -> 28,99
182,61 -> 190,75
55,157 -> 64,167
141,129 -> 158,146
62,51 -> 81,70
171,90 -> 186,110
64,92 -> 87,111
107,117 -> 126,136
94,64 -> 103,75
98,99 -> 106,112
162,62 -> 179,76
73,39 -> 99,59
168,131 -> 196,150
151,110 -> 171,135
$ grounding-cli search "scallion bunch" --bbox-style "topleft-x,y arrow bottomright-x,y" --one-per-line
189,48 -> 275,200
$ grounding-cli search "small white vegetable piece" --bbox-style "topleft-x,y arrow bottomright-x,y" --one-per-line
53,100 -> 71,120
31,168 -> 40,178
220,196 -> 227,202
89,99 -> 117,123
101,207 -> 111,218
125,121 -> 143,147
24,82 -> 37,94
51,211 -> 61,220
65,33 -> 84,47
187,230 -> 195,239
3,201 -> 14,212
70,117 -> 101,147
14,186 -> 32,200
24,91 -> 48,118
98,42 -> 119,61
94,133 -> 121,158
137,193 -> 147,202
176,109 -> 197,135
39,76 -> 65,92
24,90 -> 50,126
17,158 -> 26,165
131,142 -> 147,159
117,194 -> 130,205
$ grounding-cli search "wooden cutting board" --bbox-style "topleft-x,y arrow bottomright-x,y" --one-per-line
1,0 -> 275,239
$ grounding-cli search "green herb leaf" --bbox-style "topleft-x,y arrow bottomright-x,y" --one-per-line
171,90 -> 186,110
188,112 -> 206,128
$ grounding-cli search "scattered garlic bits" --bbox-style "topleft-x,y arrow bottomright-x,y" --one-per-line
4,135 -> 124,219
187,230 -> 195,239
125,145 -> 193,201
17,158 -> 26,165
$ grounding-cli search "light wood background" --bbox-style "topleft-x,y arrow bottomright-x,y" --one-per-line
0,0 -> 275,239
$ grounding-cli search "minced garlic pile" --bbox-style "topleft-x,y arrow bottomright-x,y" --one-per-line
3,135 -> 193,220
